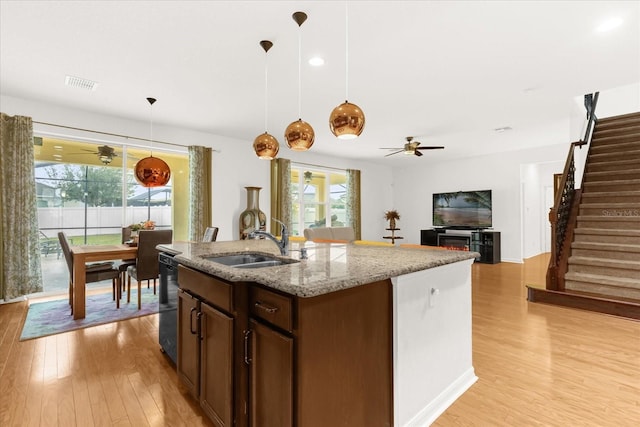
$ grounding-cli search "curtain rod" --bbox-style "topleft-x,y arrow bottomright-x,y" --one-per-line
291,160 -> 347,172
33,120 -> 184,148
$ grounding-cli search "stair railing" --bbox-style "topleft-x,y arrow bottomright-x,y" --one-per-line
546,92 -> 599,290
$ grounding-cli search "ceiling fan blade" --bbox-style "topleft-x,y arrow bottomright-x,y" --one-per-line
380,147 -> 403,150
415,146 -> 445,150
384,150 -> 404,157
414,150 -> 423,157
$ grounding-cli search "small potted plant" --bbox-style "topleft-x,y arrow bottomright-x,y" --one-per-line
384,210 -> 400,229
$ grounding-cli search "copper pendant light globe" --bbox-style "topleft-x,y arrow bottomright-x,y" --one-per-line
253,132 -> 279,160
285,119 -> 314,151
134,156 -> 171,187
329,101 -> 365,139
135,97 -> 171,187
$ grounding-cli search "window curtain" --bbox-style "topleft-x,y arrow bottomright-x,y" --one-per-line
346,169 -> 362,240
188,146 -> 212,241
270,158 -> 291,235
0,113 -> 43,300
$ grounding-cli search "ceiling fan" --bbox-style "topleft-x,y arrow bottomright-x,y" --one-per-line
67,144 -> 119,164
70,144 -> 139,165
381,136 -> 444,157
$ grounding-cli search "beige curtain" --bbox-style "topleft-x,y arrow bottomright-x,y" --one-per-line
346,169 -> 362,240
270,158 -> 291,235
0,113 -> 43,300
188,146 -> 212,241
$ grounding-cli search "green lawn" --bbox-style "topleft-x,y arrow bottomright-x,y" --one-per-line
63,233 -> 121,245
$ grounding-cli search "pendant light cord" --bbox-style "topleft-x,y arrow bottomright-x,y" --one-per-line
345,2 -> 349,102
264,50 -> 269,131
147,97 -> 156,157
298,27 -> 302,119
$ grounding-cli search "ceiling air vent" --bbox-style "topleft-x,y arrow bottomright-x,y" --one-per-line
65,75 -> 99,91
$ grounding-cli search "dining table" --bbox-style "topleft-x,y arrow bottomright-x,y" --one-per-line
71,244 -> 138,320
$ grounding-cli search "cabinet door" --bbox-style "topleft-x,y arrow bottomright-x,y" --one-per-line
200,302 -> 234,427
177,289 -> 200,399
249,319 -> 293,427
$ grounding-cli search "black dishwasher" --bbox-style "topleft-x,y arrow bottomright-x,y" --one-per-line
159,252 -> 179,364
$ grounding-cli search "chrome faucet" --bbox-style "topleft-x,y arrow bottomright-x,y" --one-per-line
248,218 -> 289,256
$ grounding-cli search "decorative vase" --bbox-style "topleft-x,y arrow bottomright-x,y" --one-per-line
239,186 -> 267,239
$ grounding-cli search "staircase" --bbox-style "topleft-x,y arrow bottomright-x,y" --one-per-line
565,112 -> 640,301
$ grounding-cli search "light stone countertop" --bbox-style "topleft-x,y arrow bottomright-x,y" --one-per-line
159,240 -> 479,298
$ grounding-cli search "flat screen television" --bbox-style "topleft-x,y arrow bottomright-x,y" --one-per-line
432,190 -> 492,229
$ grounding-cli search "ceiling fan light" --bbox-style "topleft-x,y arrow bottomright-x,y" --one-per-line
134,156 -> 171,187
253,132 -> 280,159
285,119 -> 315,151
329,101 -> 365,139
99,154 -> 113,164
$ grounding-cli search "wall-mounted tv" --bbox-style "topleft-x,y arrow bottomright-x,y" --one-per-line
432,190 -> 492,229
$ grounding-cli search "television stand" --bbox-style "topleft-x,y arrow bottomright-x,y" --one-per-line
420,229 -> 500,263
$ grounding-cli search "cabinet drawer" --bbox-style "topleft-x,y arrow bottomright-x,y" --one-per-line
178,265 -> 233,312
250,286 -> 292,332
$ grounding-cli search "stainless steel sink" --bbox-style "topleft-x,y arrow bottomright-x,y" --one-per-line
203,253 -> 298,269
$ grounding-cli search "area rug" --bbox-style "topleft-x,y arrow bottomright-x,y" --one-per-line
20,288 -> 166,341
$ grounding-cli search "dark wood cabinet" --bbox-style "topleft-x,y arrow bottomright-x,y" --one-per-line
200,303 -> 234,427
177,289 -> 199,398
249,319 -> 293,427
178,265 -> 393,427
177,266 -> 238,427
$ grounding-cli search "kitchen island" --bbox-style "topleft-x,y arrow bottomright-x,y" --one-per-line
159,240 -> 478,427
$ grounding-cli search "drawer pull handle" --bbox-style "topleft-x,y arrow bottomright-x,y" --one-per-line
254,301 -> 278,314
244,330 -> 252,365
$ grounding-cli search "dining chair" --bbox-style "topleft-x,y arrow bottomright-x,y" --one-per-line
127,229 -> 173,309
117,226 -> 137,299
202,226 -> 219,242
58,232 -> 122,312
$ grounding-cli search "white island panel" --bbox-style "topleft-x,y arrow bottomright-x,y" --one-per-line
392,258 -> 477,427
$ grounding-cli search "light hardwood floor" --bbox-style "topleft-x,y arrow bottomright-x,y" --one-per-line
1,254 -> 638,426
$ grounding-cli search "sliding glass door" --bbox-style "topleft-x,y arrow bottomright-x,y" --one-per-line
33,136 -> 188,294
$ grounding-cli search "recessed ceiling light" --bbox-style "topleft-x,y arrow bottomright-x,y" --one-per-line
53,154 -> 62,159
308,56 -> 325,66
494,126 -> 512,133
596,17 -> 623,33
53,145 -> 63,150
65,75 -> 99,91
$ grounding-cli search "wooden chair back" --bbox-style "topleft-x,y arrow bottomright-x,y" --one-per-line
135,230 -> 173,281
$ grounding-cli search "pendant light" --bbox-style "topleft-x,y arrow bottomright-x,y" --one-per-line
253,40 -> 280,159
134,97 -> 171,187
329,3 -> 365,139
285,11 -> 315,151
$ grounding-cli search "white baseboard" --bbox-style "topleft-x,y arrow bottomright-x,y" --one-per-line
403,368 -> 478,427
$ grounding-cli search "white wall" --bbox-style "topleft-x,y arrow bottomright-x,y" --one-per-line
1,94 -> 393,241
392,141 -> 568,263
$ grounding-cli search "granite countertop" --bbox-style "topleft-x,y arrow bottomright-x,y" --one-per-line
159,240 -> 478,298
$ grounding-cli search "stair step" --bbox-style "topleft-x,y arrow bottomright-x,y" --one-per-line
590,133 -> 640,146
590,140 -> 640,155
586,158 -> 640,172
588,149 -> 640,163
593,123 -> 640,138
565,272 -> 640,300
596,112 -> 640,130
568,256 -> 640,270
582,178 -> 640,193
576,216 -> 640,230
574,227 -> 640,244
581,191 -> 640,204
578,203 -> 640,216
583,170 -> 640,182
571,241 -> 640,261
